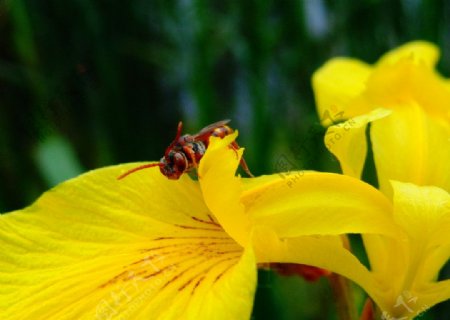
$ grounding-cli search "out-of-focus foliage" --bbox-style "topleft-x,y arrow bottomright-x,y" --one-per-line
0,0 -> 448,318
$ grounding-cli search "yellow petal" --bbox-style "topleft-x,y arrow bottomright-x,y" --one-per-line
391,182 -> 450,284
370,102 -> 450,196
182,246 -> 256,320
343,182 -> 450,318
367,56 -> 450,122
377,41 -> 439,68
418,280 -> 450,315
375,272 -> 450,319
325,108 -> 391,178
361,234 -> 409,304
0,164 -> 255,319
312,58 -> 373,125
251,227 -> 388,311
365,183 -> 450,317
198,132 -> 251,246
240,171 -> 400,238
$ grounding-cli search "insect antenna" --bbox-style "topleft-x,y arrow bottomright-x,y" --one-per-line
117,163 -> 163,180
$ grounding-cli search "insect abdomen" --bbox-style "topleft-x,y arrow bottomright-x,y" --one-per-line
210,125 -> 233,139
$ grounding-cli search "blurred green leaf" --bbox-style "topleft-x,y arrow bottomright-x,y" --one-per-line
35,135 -> 84,187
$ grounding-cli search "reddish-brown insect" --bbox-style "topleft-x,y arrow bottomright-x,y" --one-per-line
117,120 -> 254,180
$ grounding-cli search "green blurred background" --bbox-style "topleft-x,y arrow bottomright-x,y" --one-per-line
0,0 -> 449,319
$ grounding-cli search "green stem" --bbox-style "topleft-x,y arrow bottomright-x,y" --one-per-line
328,235 -> 357,320
329,272 -> 357,320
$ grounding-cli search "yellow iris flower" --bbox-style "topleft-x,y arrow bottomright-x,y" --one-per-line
1,132 -> 448,319
1,133 -> 405,320
312,41 -> 450,318
312,41 -> 450,197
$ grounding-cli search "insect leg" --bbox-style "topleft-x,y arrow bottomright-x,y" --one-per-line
230,141 -> 254,177
182,145 -> 202,179
182,146 -> 199,169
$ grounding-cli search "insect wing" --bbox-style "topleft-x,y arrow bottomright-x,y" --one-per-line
192,119 -> 231,141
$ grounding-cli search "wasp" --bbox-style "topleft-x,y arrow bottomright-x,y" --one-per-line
118,120 -> 254,180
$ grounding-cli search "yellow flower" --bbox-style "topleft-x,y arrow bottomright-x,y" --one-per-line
0,133 -> 400,320
312,41 -> 450,197
312,41 -> 450,317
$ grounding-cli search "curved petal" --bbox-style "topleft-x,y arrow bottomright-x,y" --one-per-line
240,171 -> 401,238
0,164 -> 254,320
418,280 -> 450,314
367,57 -> 450,123
198,132 -> 251,246
371,102 -> 450,196
251,227 -> 388,312
378,280 -> 450,319
391,182 -> 450,285
312,58 -> 373,125
377,41 -> 439,68
357,183 -> 450,317
361,234 -> 409,305
325,108 -> 391,178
